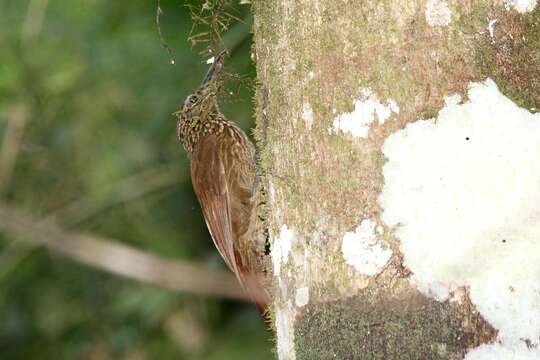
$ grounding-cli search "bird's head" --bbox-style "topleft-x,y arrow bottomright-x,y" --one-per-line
180,50 -> 227,118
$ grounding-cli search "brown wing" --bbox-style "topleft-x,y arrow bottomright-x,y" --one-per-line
191,132 -> 269,311
191,134 -> 240,277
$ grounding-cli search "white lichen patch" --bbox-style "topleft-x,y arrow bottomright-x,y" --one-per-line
331,90 -> 399,138
341,219 -> 392,276
504,0 -> 537,13
379,79 -> 540,349
272,225 -> 294,277
425,0 -> 452,27
295,287 -> 310,307
302,102 -> 314,130
275,302 -> 296,360
464,342 -> 540,360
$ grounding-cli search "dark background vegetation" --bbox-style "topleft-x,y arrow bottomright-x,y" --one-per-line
0,0 -> 272,358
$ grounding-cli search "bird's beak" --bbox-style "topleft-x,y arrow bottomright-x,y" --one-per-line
201,50 -> 227,87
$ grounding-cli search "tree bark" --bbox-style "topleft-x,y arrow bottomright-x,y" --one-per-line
252,1 -> 540,359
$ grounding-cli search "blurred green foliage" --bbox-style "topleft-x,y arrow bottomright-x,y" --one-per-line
0,0 -> 272,358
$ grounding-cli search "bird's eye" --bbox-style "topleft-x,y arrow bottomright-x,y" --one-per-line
183,95 -> 198,109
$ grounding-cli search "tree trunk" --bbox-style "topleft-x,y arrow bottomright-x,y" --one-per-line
252,1 -> 540,359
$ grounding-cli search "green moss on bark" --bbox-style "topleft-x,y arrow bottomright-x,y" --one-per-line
295,290 -> 496,360
473,6 -> 540,110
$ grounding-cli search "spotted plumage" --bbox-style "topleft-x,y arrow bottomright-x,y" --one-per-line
176,51 -> 268,311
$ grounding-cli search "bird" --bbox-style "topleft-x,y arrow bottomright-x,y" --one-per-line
176,51 -> 269,312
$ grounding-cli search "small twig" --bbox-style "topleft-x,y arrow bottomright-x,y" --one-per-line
187,0 -> 238,56
156,0 -> 176,64
0,204 -> 248,301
